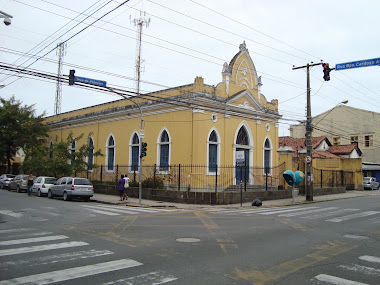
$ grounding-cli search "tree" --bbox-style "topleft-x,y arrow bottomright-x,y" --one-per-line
0,96 -> 49,172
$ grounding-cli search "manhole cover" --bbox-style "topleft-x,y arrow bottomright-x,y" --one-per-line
176,238 -> 201,243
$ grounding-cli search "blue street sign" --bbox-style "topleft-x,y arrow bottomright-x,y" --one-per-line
335,57 -> 380,71
74,76 -> 107,87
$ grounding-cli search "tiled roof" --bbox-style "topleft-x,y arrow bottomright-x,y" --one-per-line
279,136 -> 330,157
313,150 -> 342,158
328,144 -> 361,155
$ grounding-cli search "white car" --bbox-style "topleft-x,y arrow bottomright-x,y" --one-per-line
31,176 -> 57,197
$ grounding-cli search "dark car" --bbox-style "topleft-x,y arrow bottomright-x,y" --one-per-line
0,174 -> 15,189
48,177 -> 93,201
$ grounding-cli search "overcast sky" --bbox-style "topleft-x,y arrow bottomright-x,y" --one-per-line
1,0 -> 379,136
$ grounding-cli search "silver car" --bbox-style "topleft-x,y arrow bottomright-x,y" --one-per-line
363,177 -> 379,190
31,176 -> 57,197
0,174 -> 15,189
48,177 -> 93,201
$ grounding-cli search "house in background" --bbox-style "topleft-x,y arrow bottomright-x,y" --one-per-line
290,105 -> 380,164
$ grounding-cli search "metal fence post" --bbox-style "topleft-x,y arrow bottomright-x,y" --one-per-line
115,165 -> 119,185
178,164 -> 181,191
215,164 -> 218,193
153,164 -> 157,189
100,165 -> 103,184
321,169 -> 323,188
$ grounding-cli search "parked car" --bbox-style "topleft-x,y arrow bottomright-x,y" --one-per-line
31,176 -> 57,197
363,177 -> 379,190
0,174 -> 15,189
48,177 -> 94,201
8,174 -> 36,192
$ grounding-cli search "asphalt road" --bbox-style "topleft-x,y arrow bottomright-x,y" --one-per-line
1,189 -> 379,284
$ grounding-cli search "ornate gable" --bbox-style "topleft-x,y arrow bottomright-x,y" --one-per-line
220,42 -> 262,100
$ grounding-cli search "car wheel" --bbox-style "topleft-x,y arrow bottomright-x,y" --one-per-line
0,183 -> 3,189
48,190 -> 54,199
83,197 -> 90,202
37,189 -> 42,197
16,185 -> 21,193
63,192 -> 71,201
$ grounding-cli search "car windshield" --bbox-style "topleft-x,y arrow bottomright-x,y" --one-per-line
74,178 -> 92,185
6,175 -> 15,178
45,178 -> 57,184
363,178 -> 371,182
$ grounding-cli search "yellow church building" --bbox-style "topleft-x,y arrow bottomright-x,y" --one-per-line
44,42 -> 281,189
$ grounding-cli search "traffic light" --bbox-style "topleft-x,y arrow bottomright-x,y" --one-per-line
322,63 -> 331,81
69,69 -> 75,85
140,142 -> 147,158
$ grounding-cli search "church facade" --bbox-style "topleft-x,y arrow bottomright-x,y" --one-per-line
44,42 -> 281,187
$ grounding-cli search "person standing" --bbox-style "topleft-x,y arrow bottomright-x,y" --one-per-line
123,174 -> 130,201
27,174 -> 34,196
117,175 -> 125,201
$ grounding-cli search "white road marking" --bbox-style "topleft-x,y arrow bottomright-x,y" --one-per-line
0,258 -> 142,285
326,211 -> 380,222
314,274 -> 368,285
0,249 -> 114,269
82,205 -> 139,215
0,210 -> 23,218
103,271 -> 177,285
86,209 -> 121,216
339,264 -> 380,276
258,206 -> 320,215
0,232 -> 53,239
302,208 -> 360,219
279,207 -> 338,217
0,228 -> 34,234
0,235 -> 68,246
0,241 -> 88,256
359,255 -> 380,264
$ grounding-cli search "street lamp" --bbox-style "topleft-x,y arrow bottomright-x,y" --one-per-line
313,100 -> 348,128
0,10 -> 13,26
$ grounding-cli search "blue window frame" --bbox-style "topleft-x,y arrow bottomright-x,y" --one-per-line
131,133 -> 139,171
208,130 -> 218,173
88,138 -> 94,171
159,131 -> 169,171
107,136 -> 115,171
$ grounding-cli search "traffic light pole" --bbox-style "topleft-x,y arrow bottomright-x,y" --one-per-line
293,62 -> 322,201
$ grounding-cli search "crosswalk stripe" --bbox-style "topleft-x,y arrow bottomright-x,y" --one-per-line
359,255 -> 380,263
339,264 -> 380,276
279,207 -> 338,217
87,209 -> 121,216
0,210 -> 23,218
82,205 -> 139,215
0,235 -> 68,246
0,232 -> 53,240
0,249 -> 114,269
103,271 -> 177,285
326,211 -> 380,223
0,228 -> 33,234
302,209 -> 360,219
314,274 -> 368,285
0,241 -> 88,257
0,258 -> 143,285
258,206 -> 320,215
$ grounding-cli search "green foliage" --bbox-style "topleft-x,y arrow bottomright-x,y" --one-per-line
0,96 -> 48,171
142,176 -> 164,189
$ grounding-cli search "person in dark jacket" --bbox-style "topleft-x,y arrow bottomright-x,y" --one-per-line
117,175 -> 125,201
27,174 -> 34,196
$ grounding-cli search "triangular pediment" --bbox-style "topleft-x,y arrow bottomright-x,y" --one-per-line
226,90 -> 264,112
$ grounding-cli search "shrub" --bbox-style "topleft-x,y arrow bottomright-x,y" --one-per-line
142,177 -> 164,189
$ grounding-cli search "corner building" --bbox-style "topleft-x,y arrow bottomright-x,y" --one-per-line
45,42 -> 281,187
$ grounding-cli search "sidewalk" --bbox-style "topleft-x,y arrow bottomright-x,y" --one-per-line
91,190 -> 379,210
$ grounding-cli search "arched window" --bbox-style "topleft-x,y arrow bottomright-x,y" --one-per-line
208,130 -> 219,173
87,137 -> 94,171
235,126 -> 250,184
106,135 -> 115,171
159,130 -> 170,171
49,141 -> 53,159
131,133 -> 139,171
264,138 -> 272,174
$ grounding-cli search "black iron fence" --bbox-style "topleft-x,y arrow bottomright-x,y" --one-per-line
82,163 -> 287,192
312,167 -> 357,189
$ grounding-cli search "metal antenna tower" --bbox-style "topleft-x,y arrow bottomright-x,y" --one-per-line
55,42 -> 66,115
131,11 -> 150,95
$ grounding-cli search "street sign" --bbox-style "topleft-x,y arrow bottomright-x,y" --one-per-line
74,76 -> 107,87
335,57 -> 380,71
236,150 -> 245,166
306,156 -> 312,163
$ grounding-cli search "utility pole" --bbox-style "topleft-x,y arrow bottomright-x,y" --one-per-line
131,11 -> 150,205
55,42 -> 66,115
293,62 -> 323,201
